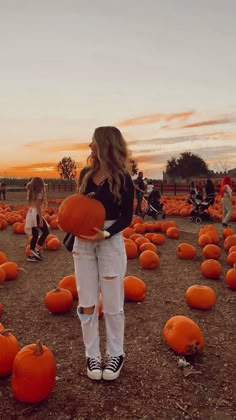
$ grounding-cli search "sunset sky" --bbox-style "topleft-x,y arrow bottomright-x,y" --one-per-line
1,0 -> 236,179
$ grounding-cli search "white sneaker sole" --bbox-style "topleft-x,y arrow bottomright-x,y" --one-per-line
31,250 -> 42,260
102,363 -> 124,381
87,369 -> 102,381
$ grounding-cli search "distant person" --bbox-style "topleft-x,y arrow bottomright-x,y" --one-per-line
195,181 -> 204,201
148,184 -> 163,210
24,177 -> 50,262
134,171 -> 146,216
146,183 -> 154,195
189,180 -> 196,196
0,180 -> 6,200
204,179 -> 215,205
220,176 -> 233,227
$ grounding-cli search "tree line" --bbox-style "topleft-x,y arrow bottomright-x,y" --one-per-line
57,152 -> 210,180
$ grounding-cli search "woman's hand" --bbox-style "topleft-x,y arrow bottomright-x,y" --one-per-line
79,228 -> 105,242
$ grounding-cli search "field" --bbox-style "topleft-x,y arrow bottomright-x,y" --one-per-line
0,191 -> 236,420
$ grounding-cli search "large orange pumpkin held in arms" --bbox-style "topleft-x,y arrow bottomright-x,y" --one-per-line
163,315 -> 204,355
57,194 -> 106,237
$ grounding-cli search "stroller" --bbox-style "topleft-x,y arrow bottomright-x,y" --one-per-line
187,192 -> 214,224
143,189 -> 166,220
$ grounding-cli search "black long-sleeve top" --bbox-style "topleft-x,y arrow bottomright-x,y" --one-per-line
79,168 -> 134,237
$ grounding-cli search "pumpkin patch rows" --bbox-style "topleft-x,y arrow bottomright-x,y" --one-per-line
0,197 -> 235,419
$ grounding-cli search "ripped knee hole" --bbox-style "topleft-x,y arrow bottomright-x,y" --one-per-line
103,276 -> 117,281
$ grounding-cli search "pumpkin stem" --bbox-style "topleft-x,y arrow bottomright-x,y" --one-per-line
54,287 -> 61,293
18,267 -> 27,273
0,328 -> 13,336
34,340 -> 44,355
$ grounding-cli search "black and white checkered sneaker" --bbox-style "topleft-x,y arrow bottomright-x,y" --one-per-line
103,355 -> 124,380
87,357 -> 102,380
27,255 -> 39,262
31,249 -> 42,261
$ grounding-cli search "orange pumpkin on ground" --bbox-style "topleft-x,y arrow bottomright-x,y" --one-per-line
225,266 -> 236,289
25,244 -> 31,257
185,285 -> 216,309
45,288 -> 73,313
130,216 -> 143,227
123,276 -> 146,302
223,227 -> 235,239
226,251 -> 236,266
122,227 -> 135,238
11,340 -> 56,403
46,237 -> 60,250
228,245 -> 236,254
166,227 -> 180,239
224,234 -> 236,251
57,194 -> 105,237
139,242 -> 158,254
0,262 -> 19,281
176,243 -> 196,260
129,233 -> 143,242
133,223 -> 146,234
45,234 -> 58,244
198,234 -> 211,247
0,251 -> 8,265
58,275 -> 78,299
153,221 -> 163,231
144,233 -> 155,241
205,230 -> 219,244
135,237 -> 150,248
0,328 -> 19,376
144,222 -> 156,232
163,315 -> 204,355
202,244 -> 221,260
151,233 -> 165,245
161,221 -> 176,233
139,250 -> 160,269
0,267 -> 6,284
124,239 -> 138,259
201,259 -> 222,279
198,225 -> 217,237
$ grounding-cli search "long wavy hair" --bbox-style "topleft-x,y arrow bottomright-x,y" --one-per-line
219,176 -> 232,197
79,126 -> 130,202
26,177 -> 47,207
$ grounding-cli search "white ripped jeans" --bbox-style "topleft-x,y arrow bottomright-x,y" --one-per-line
72,221 -> 127,359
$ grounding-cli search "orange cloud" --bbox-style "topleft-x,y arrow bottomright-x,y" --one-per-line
1,160 -> 87,179
24,139 -> 90,154
182,118 -> 234,129
118,111 -> 194,127
206,131 -> 236,139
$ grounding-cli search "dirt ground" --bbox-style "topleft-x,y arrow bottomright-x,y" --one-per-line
0,191 -> 236,420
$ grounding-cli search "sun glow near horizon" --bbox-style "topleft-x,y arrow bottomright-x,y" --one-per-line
1,0 -> 236,178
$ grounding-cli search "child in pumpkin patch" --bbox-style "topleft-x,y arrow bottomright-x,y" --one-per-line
220,176 -> 233,227
72,126 -> 134,381
24,177 -> 49,262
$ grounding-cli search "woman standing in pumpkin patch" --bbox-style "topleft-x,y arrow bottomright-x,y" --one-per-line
220,176 -> 233,227
73,126 -> 134,381
24,177 -> 50,261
